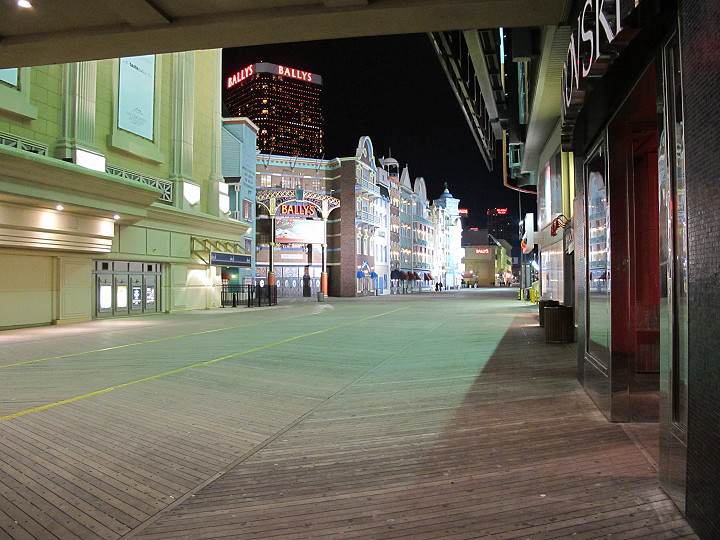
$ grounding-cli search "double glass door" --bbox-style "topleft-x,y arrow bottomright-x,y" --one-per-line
95,261 -> 160,317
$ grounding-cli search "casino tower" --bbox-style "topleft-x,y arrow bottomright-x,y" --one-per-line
225,62 -> 323,159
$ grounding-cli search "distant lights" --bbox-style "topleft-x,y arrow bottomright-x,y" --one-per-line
17,0 -> 32,8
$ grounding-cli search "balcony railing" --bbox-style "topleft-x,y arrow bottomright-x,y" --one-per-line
0,130 -> 49,155
106,164 -> 173,203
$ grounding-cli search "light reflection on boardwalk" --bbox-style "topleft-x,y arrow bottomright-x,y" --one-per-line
0,290 -> 696,539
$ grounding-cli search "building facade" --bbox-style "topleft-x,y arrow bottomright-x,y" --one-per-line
0,50 -> 250,328
502,0 -> 720,535
252,153 -> 339,297
225,62 -> 323,159
433,186 -> 463,288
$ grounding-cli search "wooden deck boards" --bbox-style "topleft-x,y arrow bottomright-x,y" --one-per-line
0,292 -> 696,539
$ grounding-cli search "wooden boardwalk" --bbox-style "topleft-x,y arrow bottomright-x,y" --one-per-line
0,290 -> 696,539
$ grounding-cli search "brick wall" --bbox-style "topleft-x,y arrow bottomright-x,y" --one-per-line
681,0 -> 720,537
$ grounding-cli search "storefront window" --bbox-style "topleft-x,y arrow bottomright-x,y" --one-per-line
586,142 -> 610,367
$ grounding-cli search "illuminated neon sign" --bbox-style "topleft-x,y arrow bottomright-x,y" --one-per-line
495,208 -> 508,215
227,64 -> 254,88
277,203 -> 317,217
278,65 -> 314,83
227,62 -> 320,89
458,208 -> 469,215
475,248 -> 490,254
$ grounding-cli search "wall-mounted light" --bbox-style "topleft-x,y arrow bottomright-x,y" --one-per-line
17,0 -> 32,8
75,149 -> 106,172
113,214 -> 120,220
56,204 -> 64,211
183,182 -> 201,206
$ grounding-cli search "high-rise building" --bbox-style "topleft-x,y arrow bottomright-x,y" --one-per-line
225,62 -> 323,158
487,207 -> 512,241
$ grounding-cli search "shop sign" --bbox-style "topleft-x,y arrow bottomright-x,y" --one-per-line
210,251 -> 252,267
475,248 -> 490,254
561,0 -> 641,149
276,203 -> 317,217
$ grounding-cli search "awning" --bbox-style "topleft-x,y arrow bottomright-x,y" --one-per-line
370,271 -> 378,278
357,271 -> 365,278
425,273 -> 432,281
400,271 -> 408,280
390,269 -> 401,280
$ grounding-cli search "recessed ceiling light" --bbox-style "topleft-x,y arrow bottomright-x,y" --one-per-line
17,0 -> 32,8
56,204 -> 64,211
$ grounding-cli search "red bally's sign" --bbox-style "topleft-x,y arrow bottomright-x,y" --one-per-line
227,63 -> 315,88
277,204 -> 317,217
475,248 -> 490,254
227,64 -> 254,88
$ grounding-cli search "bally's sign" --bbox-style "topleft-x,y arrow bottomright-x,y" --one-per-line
276,203 -> 318,217
561,0 -> 641,149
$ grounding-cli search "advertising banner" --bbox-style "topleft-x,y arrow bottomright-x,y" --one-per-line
118,55 -> 155,140
275,218 -> 325,244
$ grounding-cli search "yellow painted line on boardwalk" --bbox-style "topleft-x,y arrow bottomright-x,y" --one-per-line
0,306 -> 409,423
0,312 -> 313,370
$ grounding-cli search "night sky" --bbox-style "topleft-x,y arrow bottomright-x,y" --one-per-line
222,33 -> 535,233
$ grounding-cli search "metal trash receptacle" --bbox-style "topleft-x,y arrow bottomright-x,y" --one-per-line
544,305 -> 574,343
317,291 -> 325,302
538,299 -> 560,326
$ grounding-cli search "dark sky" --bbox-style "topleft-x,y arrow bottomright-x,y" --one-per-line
223,33 -> 535,231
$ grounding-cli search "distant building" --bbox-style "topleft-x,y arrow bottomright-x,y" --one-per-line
432,185 -> 463,288
225,62 -> 323,158
487,207 -> 513,241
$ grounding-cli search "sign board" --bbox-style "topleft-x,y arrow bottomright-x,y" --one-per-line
227,62 -> 323,89
275,218 -> 325,244
276,203 -> 317,217
210,251 -> 252,267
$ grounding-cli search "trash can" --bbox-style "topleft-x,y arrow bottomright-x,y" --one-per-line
544,305 -> 574,343
538,299 -> 560,327
317,291 -> 325,302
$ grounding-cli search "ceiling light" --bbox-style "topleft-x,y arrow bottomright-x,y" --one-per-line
17,0 -> 32,8
113,214 -> 120,220
56,204 -> 64,211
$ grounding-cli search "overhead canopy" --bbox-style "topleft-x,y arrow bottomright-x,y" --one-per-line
357,271 -> 365,278
391,269 -> 401,280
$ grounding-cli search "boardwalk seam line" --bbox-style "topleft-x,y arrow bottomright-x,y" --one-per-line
0,307 -> 409,424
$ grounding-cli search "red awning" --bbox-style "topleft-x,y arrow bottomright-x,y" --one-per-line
400,271 -> 408,280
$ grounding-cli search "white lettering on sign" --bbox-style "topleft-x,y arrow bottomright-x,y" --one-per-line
561,0 -> 641,149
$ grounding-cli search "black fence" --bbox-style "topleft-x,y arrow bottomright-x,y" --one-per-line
221,284 -> 278,308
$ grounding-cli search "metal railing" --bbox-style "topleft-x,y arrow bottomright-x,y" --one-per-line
221,284 -> 278,308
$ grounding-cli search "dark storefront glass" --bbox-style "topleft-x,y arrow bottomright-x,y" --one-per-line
585,143 -> 610,368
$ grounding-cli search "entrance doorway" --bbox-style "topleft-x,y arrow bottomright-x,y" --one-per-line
606,61 -> 661,421
94,260 -> 161,318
